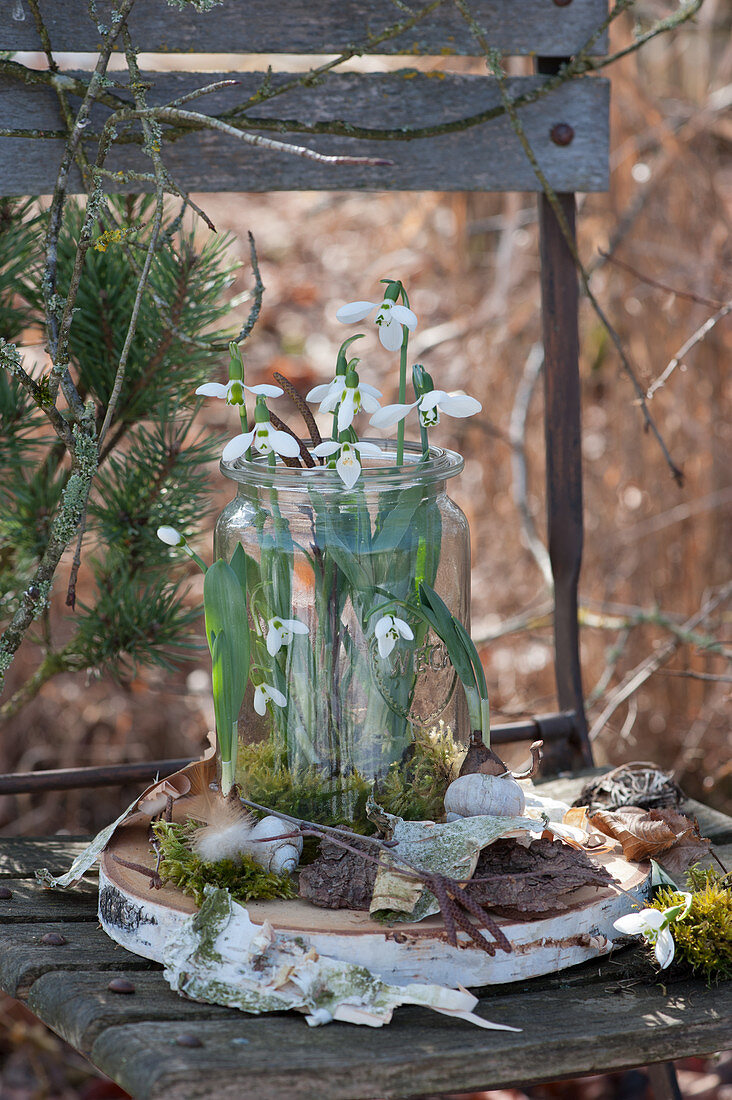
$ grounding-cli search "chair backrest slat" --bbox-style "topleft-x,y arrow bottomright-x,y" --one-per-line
0,70 -> 609,193
2,0 -> 608,57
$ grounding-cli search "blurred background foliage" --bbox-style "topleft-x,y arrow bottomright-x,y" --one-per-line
0,2 -> 729,847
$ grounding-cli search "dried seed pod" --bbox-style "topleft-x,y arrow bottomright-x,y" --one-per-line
444,772 -> 526,819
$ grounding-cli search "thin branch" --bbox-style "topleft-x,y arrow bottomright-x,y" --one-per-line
646,301 -> 731,400
597,250 -> 728,310
508,342 -> 552,587
588,582 -> 732,742
452,0 -> 685,487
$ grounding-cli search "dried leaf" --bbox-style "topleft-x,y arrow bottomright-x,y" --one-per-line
465,838 -> 615,919
589,806 -> 708,864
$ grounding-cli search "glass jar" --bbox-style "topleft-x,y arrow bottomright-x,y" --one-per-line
214,440 -> 470,827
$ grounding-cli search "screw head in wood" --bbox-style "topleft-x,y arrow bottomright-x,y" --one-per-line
108,978 -> 136,994
175,1034 -> 203,1048
553,0 -> 573,6
41,932 -> 67,945
0,886 -> 13,900
550,123 -> 575,146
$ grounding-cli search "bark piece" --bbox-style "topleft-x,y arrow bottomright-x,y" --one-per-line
297,837 -> 376,910
465,838 -> 615,919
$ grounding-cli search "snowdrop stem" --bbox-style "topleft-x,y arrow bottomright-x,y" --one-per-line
396,285 -> 411,465
184,546 -> 209,574
220,754 -> 236,797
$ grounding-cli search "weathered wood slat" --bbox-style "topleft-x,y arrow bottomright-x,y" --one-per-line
1,0 -> 609,57
0,70 -> 610,193
0,836 -> 91,877
0,921 -> 160,999
87,979 -> 732,1100
0,877 -> 99,922
26,970 -> 235,1056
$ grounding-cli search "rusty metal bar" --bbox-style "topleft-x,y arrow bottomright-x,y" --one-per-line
0,758 -> 194,796
537,55 -> 593,773
0,711 -> 579,794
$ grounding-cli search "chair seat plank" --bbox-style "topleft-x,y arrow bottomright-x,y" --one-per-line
1,0 -> 608,57
0,877 -> 99,923
0,921 -> 160,1000
0,836 -> 90,878
86,980 -> 732,1100
0,70 -> 609,193
25,970 -> 236,1057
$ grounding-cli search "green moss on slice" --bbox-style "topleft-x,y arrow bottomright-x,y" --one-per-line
152,820 -> 296,907
651,867 -> 732,985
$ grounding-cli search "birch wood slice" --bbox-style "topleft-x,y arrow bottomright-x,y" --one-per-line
99,819 -> 650,988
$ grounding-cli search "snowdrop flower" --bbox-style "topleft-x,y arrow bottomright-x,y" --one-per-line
195,379 -> 282,405
266,616 -> 309,656
613,893 -> 692,969
307,370 -> 381,433
223,396 -> 301,463
370,389 -> 482,431
374,614 -> 414,659
337,298 -> 418,352
157,525 -> 185,547
311,439 -> 384,490
253,682 -> 288,716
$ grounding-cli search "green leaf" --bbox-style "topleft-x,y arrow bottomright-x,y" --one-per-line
204,559 -> 249,746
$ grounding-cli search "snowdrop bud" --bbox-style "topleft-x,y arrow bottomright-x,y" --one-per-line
157,525 -> 184,547
253,395 -> 270,423
228,341 -> 243,381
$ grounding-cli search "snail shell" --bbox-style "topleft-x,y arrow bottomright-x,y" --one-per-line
444,772 -> 526,819
245,815 -> 303,874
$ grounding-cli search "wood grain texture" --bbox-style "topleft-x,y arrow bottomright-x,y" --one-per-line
0,876 -> 99,922
0,71 -> 610,193
0,921 -> 159,999
26,970 -> 235,1056
0,0 -> 609,56
0,836 -> 90,877
87,980 -> 732,1100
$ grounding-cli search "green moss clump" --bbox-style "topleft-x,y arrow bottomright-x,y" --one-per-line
235,741 -> 372,830
152,820 -> 296,907
376,724 -> 459,823
651,868 -> 732,985
235,725 -> 460,834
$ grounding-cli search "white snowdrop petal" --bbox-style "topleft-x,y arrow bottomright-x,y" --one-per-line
369,403 -> 415,429
319,389 -> 343,414
157,525 -> 183,546
353,441 -> 384,456
195,382 -> 229,398
389,304 -> 418,330
655,928 -> 675,969
306,382 -> 333,402
378,632 -> 395,659
222,431 -> 255,462
439,393 -> 483,418
359,391 -> 382,414
271,431 -> 302,457
268,686 -> 288,708
285,619 -> 309,635
247,384 -> 284,398
337,391 -> 357,432
312,441 -> 341,457
374,616 -> 392,638
359,382 -> 383,399
336,300 -> 377,324
378,317 -> 405,351
394,618 -> 414,640
253,686 -> 267,716
266,624 -> 282,656
613,911 -> 651,936
419,391 -> 443,412
336,452 -> 361,490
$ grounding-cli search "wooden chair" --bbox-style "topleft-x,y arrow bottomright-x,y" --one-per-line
0,0 -> 610,790
0,8 -> 729,1098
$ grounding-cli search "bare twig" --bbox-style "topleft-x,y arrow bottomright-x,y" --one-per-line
509,342 -> 552,587
588,582 -> 732,742
646,301 -> 731,400
597,250 -> 728,310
